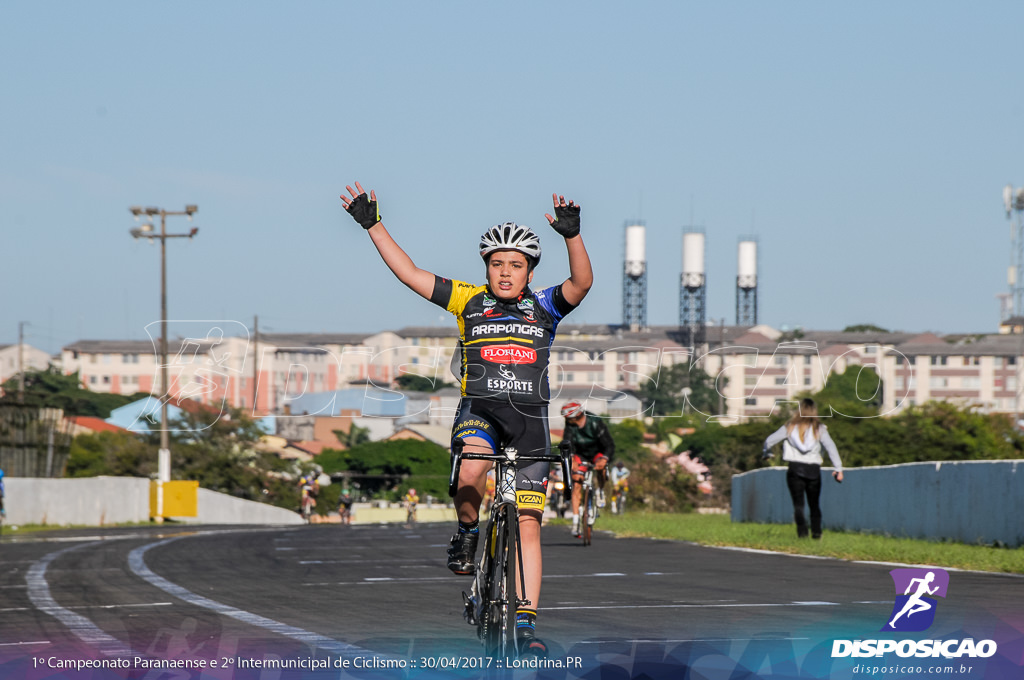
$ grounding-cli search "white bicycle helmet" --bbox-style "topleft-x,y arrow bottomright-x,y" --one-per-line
479,222 -> 542,265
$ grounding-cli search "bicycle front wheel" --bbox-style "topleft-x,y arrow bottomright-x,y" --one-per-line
580,488 -> 592,546
483,504 -> 519,658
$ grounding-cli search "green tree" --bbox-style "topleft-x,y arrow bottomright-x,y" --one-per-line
67,430 -> 157,478
336,424 -> 371,448
842,324 -> 891,333
843,402 -> 1023,467
607,419 -> 649,464
627,458 -> 700,512
317,438 -> 450,500
0,366 -> 144,417
395,374 -> 454,392
810,366 -> 882,418
637,363 -> 724,417
167,406 -> 270,500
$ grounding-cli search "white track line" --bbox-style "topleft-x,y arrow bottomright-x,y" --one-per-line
25,542 -> 135,657
127,536 -> 380,658
543,601 -> 842,611
24,528 -> 379,667
709,544 -> 1024,578
574,636 -> 813,645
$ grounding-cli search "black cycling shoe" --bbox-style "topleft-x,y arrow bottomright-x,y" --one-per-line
447,531 -> 479,575
517,629 -> 548,658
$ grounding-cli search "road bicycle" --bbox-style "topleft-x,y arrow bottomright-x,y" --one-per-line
451,438 -> 573,658
548,475 -> 569,518
338,500 -> 353,526
577,462 -> 601,546
300,492 -> 316,524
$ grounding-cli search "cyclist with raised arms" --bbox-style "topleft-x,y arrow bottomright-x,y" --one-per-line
342,181 -> 593,655
560,401 -> 615,537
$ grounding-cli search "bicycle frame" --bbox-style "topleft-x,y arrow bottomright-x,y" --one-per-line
451,438 -> 573,657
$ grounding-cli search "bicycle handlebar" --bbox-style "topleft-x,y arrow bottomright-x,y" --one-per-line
448,439 -> 575,498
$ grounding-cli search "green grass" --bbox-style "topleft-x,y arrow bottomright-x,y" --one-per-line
1,521 -> 154,535
562,513 -> 1024,575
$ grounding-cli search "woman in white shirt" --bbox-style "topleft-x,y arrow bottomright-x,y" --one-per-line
763,398 -> 844,539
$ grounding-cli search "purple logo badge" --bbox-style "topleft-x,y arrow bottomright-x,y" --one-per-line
882,568 -> 949,632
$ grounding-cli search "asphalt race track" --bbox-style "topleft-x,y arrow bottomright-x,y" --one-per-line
1,522 -> 1021,679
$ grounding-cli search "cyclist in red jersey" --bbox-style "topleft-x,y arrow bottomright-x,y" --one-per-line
342,182 -> 593,655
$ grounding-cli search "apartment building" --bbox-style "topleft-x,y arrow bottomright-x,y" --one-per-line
60,331 -> 405,415
59,324 -> 1024,423
0,343 -> 52,387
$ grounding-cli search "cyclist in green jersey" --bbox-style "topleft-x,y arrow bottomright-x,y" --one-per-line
560,401 -> 615,537
342,181 -> 593,655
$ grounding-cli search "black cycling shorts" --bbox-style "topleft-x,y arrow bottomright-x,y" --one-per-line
451,397 -> 550,512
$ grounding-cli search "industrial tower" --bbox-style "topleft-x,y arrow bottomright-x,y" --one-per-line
622,222 -> 647,331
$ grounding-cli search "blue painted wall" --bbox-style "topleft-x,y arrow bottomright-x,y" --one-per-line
731,461 -> 1024,547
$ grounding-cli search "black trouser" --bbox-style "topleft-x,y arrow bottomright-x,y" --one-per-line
786,463 -> 822,538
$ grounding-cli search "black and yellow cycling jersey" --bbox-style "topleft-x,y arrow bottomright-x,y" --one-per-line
429,276 -> 576,404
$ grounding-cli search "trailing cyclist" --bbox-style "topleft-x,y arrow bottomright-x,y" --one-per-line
298,473 -> 319,521
338,488 -> 354,525
403,487 -> 419,525
609,460 -> 630,514
342,182 -> 593,656
560,401 -> 615,537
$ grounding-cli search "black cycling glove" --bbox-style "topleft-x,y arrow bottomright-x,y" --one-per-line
346,192 -> 381,230
550,203 -> 581,238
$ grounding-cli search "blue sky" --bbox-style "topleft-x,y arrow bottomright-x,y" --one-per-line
3,2 -> 1022,354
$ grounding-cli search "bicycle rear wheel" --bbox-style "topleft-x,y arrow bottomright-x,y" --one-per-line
483,504 -> 519,658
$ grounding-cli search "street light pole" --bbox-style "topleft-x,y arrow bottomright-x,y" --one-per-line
130,205 -> 198,519
1003,186 -> 1024,428
17,321 -> 27,403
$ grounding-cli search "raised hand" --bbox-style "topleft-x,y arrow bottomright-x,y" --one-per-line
341,181 -> 381,229
545,193 -> 580,238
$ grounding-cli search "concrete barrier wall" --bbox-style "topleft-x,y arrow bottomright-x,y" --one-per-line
175,488 -> 304,525
731,460 -> 1024,547
4,477 -> 303,527
2,478 -> 459,527
6,477 -> 150,526
347,505 -> 456,524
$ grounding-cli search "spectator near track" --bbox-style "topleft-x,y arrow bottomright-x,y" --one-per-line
762,398 -> 844,539
342,181 -> 593,655
560,401 -> 615,537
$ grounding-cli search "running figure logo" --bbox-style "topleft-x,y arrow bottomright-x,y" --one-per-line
882,568 -> 949,632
